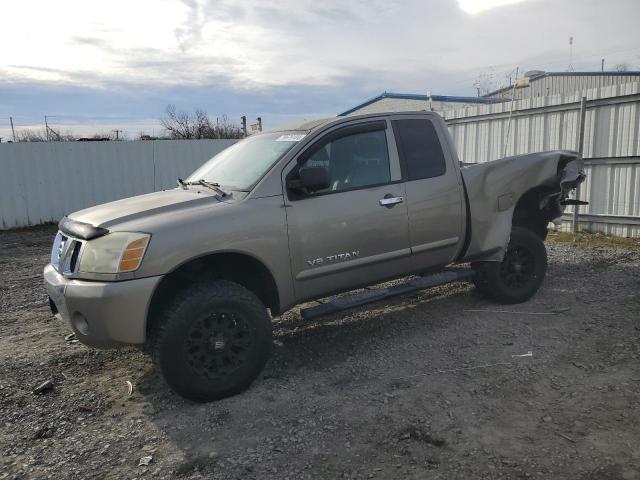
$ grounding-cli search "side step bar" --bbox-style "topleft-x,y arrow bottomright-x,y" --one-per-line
300,269 -> 474,320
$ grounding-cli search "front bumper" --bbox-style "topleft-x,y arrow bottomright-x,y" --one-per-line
44,264 -> 161,348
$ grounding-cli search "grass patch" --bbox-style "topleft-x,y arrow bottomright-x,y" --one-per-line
547,230 -> 640,250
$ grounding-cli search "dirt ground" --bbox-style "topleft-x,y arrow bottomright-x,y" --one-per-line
1,225 -> 639,480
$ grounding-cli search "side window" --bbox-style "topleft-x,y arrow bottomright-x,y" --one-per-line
392,119 -> 446,180
300,129 -> 391,194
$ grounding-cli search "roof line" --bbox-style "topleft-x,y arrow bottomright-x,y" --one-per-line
339,92 -> 501,116
484,70 -> 640,97
544,71 -> 640,76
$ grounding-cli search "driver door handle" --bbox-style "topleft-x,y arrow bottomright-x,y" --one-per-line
379,196 -> 404,206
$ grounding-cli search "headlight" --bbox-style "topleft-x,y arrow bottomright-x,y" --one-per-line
79,232 -> 150,274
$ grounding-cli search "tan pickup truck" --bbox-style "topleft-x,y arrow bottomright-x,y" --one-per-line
44,111 -> 585,401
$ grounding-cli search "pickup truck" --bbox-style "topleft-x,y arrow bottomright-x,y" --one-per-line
44,111 -> 585,402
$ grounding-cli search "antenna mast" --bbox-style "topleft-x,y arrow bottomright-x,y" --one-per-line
567,37 -> 575,72
503,66 -> 519,158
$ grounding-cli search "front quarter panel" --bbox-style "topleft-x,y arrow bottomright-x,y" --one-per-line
131,196 -> 295,312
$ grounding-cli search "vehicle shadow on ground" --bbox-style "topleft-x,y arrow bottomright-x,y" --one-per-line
136,281 -> 476,397
131,280 -> 504,466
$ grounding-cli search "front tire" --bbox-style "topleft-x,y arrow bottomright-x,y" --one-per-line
472,227 -> 548,304
151,280 -> 272,402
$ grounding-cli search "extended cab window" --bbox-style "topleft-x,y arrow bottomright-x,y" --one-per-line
392,119 -> 446,180
299,129 -> 391,194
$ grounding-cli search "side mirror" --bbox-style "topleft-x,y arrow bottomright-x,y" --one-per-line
289,167 -> 331,193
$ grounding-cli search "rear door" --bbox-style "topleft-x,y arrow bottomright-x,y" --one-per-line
283,120 -> 412,302
391,116 -> 465,268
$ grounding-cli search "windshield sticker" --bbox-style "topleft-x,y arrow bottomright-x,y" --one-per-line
276,134 -> 306,142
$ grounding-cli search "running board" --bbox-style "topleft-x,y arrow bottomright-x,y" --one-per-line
300,269 -> 474,320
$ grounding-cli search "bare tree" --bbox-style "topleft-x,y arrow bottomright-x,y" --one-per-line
16,127 -> 121,142
212,115 -> 244,139
16,128 -> 48,142
473,67 -> 517,98
161,104 -> 195,139
473,68 -> 498,96
615,63 -> 629,72
58,130 -> 79,141
160,105 -> 244,140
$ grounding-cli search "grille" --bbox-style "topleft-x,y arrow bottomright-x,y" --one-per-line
51,231 -> 85,276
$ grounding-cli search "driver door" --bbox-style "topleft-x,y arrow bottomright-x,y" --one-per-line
283,120 -> 412,302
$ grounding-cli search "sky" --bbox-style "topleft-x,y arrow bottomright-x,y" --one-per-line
1,0 -> 639,139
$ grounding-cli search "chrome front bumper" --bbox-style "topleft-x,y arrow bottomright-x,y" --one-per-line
44,264 -> 161,348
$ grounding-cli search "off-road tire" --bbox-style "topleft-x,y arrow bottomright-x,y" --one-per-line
151,280 -> 272,402
472,227 -> 547,304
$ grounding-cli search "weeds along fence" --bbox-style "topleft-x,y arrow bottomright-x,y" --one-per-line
0,139 -> 236,229
444,82 -> 640,237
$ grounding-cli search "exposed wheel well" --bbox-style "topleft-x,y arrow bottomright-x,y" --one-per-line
146,252 -> 280,341
512,186 -> 560,240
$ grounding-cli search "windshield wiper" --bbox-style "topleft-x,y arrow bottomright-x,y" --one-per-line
197,179 -> 229,197
176,178 -> 229,197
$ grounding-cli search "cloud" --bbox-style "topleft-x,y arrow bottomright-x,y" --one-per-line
457,0 -> 528,14
1,0 -> 639,138
3,0 -> 639,90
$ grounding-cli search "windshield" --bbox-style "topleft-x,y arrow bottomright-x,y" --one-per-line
186,132 -> 306,190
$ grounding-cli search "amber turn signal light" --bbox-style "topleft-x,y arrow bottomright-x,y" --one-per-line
118,236 -> 150,272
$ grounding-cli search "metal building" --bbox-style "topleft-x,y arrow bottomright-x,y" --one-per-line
339,92 -> 500,116
485,71 -> 640,100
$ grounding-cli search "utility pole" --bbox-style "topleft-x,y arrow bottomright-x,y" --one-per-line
241,115 -> 247,137
45,115 -> 60,141
572,96 -> 587,234
10,116 -> 16,142
113,129 -> 123,140
257,117 -> 262,132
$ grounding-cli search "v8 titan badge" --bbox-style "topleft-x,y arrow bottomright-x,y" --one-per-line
307,250 -> 360,267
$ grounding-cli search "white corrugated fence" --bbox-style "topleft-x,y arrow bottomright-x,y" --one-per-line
0,139 -> 236,229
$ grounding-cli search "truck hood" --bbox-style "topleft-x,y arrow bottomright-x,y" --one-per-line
68,188 -> 225,229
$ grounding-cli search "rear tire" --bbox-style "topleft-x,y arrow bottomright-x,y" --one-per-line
151,280 -> 272,402
472,227 -> 547,304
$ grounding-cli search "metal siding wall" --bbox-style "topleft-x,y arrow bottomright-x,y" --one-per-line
0,139 -> 236,229
446,82 -> 640,237
502,74 -> 640,100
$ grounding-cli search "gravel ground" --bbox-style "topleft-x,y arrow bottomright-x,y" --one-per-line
1,225 -> 639,480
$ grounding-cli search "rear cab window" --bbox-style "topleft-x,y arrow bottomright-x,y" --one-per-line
392,119 -> 447,180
